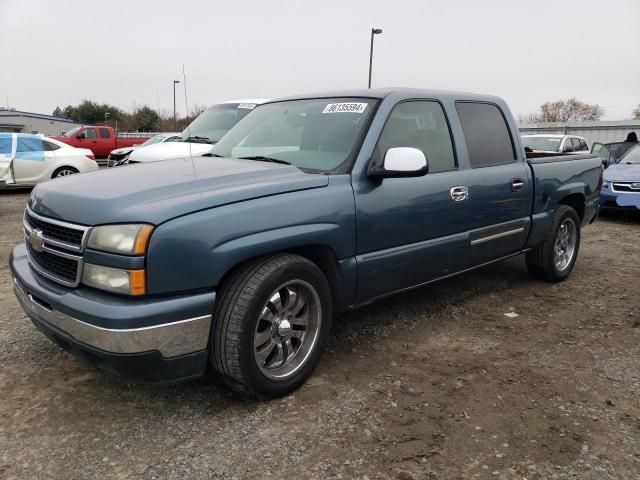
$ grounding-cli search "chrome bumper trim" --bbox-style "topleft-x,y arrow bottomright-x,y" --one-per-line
13,277 -> 211,358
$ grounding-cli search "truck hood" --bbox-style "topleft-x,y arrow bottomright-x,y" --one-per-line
603,163 -> 640,182
127,142 -> 212,162
28,157 -> 329,225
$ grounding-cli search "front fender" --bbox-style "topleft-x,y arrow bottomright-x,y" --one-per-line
145,176 -> 356,295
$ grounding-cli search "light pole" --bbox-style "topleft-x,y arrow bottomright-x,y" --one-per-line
104,111 -> 110,126
173,80 -> 180,130
368,28 -> 383,89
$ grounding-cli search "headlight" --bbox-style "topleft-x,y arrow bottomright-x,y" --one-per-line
602,182 -> 610,188
82,263 -> 145,295
87,224 -> 153,255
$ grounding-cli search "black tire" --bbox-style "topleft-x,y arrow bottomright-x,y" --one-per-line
210,254 -> 333,398
525,205 -> 581,282
51,166 -> 79,178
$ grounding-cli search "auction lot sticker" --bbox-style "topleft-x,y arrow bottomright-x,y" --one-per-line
237,103 -> 257,110
322,103 -> 368,114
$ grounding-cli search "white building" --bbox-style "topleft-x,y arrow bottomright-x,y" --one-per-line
0,109 -> 82,135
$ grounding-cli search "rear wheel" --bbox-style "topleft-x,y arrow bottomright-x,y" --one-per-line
211,254 -> 332,398
526,205 -> 581,282
52,166 -> 79,178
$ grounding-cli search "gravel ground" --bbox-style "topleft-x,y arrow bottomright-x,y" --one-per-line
1,190 -> 639,480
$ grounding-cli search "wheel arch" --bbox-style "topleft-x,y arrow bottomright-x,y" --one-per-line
558,192 -> 585,223
215,244 -> 351,313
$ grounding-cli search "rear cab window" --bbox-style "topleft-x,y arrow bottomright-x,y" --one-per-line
99,128 -> 111,139
455,102 -> 516,168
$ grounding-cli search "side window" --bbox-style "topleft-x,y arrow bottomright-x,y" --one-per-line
563,138 -> 574,152
79,129 -> 96,139
15,136 -> 45,160
578,139 -> 588,151
42,140 -> 61,151
376,100 -> 456,172
0,135 -> 12,156
16,137 -> 44,152
455,102 -> 516,168
99,128 -> 110,139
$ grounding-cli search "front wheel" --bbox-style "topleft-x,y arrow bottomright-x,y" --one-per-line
526,205 -> 581,282
211,254 -> 333,398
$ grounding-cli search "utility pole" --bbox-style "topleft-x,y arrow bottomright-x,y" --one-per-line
368,28 -> 383,89
173,80 -> 180,130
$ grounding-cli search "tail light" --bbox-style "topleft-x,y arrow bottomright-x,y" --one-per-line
87,154 -> 96,161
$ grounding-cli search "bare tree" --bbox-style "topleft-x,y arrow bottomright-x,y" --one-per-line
521,98 -> 605,123
538,98 -> 604,122
633,105 -> 640,120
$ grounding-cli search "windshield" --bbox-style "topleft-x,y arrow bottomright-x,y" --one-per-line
618,145 -> 640,164
521,136 -> 562,152
141,134 -> 172,146
210,98 -> 377,173
63,127 -> 81,137
180,104 -> 256,143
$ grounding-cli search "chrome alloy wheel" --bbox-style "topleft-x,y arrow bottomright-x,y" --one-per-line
554,218 -> 577,272
55,168 -> 77,177
253,280 -> 321,380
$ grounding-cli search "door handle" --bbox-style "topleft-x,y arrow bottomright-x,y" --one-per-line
450,185 -> 469,202
511,178 -> 525,192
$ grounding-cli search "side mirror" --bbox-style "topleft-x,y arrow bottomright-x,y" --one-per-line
368,147 -> 428,178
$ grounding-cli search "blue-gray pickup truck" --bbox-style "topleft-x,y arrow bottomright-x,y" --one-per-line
10,89 -> 602,397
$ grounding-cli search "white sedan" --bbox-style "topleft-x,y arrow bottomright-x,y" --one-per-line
0,133 -> 99,187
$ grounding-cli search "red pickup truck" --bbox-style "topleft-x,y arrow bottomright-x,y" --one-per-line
51,126 -> 151,158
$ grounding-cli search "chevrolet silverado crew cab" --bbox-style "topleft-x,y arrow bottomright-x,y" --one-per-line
10,89 -> 601,398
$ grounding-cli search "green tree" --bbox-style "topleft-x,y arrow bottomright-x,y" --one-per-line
633,105 -> 640,120
61,100 -> 125,124
131,106 -> 160,131
52,106 -> 63,117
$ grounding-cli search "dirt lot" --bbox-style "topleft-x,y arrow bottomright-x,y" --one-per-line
1,190 -> 639,480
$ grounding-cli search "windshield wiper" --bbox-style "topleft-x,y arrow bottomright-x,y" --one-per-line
238,156 -> 291,165
183,136 -> 214,144
202,152 -> 224,157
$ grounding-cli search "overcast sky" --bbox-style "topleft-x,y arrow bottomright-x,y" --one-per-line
1,0 -> 639,120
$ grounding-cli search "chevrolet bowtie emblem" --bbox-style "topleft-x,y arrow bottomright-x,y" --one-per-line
29,229 -> 45,252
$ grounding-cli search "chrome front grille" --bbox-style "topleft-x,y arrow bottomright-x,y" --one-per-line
23,208 -> 91,287
611,182 -> 640,193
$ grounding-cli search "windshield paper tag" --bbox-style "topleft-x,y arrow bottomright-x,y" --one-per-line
322,103 -> 368,114
237,103 -> 257,110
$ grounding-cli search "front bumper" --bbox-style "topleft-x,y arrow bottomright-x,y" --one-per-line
10,244 -> 216,382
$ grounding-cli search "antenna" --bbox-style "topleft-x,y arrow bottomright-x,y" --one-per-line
182,65 -> 195,179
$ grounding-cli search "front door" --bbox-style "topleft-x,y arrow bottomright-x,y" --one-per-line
354,100 -> 470,303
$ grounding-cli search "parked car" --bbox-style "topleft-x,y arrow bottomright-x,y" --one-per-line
591,141 -> 638,166
0,133 -> 98,187
599,144 -> 640,210
107,133 -> 181,167
10,89 -> 601,398
126,100 -> 267,164
50,126 -> 151,158
521,134 -> 589,155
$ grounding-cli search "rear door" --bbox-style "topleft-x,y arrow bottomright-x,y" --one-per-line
98,127 -> 112,156
455,101 -> 533,264
12,136 -> 54,184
